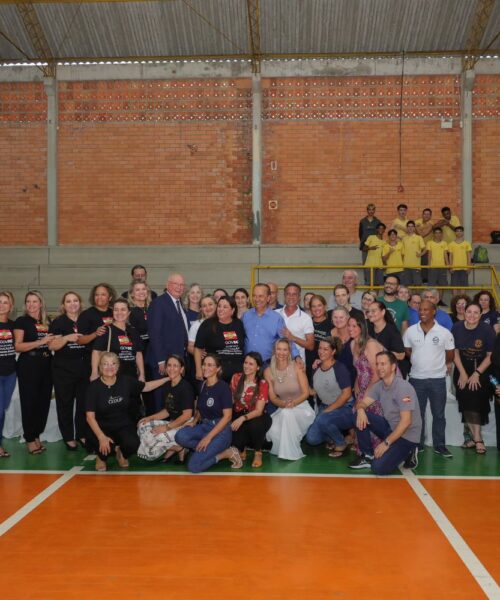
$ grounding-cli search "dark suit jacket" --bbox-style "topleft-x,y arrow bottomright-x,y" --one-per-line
146,292 -> 187,369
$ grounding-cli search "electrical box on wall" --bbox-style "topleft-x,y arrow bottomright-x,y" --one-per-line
269,200 -> 278,210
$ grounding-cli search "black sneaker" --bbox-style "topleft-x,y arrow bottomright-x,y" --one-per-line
434,445 -> 453,458
348,455 -> 373,469
403,447 -> 419,470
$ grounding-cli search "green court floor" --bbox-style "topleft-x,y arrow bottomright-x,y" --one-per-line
1,438 -> 499,476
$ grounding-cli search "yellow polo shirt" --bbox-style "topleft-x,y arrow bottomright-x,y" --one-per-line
415,218 -> 434,243
402,234 -> 425,268
382,241 -> 404,273
364,235 -> 385,268
448,240 -> 472,270
426,240 -> 449,267
391,217 -> 409,239
442,215 -> 461,243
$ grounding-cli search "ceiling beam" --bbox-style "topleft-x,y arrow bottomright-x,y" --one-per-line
462,0 -> 496,71
16,2 -> 55,76
246,0 -> 260,73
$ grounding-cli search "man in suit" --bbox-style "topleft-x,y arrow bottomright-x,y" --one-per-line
146,272 -> 189,410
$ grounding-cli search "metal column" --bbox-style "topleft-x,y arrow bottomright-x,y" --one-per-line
252,73 -> 262,245
44,77 -> 58,246
461,70 -> 474,242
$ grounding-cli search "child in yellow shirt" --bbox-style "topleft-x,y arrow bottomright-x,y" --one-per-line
402,221 -> 425,285
448,226 -> 472,292
426,227 -> 449,287
382,229 -> 404,280
363,223 -> 387,286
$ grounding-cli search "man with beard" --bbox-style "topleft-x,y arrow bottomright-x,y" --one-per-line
377,274 -> 409,333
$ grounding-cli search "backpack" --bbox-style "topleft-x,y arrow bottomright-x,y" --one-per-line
491,231 -> 500,244
472,245 -> 489,264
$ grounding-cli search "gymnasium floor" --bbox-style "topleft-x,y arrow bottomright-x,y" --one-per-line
0,440 -> 498,599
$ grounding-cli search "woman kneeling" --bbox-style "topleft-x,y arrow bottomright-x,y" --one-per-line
137,354 -> 194,463
175,354 -> 241,473
86,352 -> 168,471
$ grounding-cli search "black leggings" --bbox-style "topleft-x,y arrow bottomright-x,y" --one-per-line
231,413 -> 272,452
17,354 -> 52,443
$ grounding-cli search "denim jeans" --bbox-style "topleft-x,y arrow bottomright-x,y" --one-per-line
0,372 -> 16,443
306,402 -> 353,447
409,377 -> 446,448
175,420 -> 232,473
355,412 -> 417,475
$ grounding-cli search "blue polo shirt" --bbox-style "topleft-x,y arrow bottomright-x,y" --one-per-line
408,307 -> 453,331
242,308 -> 299,362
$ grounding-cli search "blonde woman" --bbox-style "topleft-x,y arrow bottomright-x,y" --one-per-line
264,338 -> 315,460
48,291 -> 87,450
14,291 -> 54,455
0,291 -> 16,457
185,283 -> 203,326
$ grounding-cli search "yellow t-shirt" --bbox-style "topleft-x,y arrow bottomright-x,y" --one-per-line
415,218 -> 434,243
391,217 -> 409,239
382,241 -> 404,273
448,240 -> 472,270
442,215 -> 461,243
402,234 -> 425,268
426,240 -> 449,267
364,235 -> 385,268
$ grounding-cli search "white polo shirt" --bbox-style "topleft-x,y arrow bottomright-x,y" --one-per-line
403,321 -> 454,379
274,306 -> 314,361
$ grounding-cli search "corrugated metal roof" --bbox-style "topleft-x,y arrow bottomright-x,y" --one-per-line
0,0 -> 498,62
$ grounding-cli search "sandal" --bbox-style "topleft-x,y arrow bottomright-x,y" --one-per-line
251,451 -> 263,468
162,449 -> 177,463
474,440 -> 487,455
115,446 -> 129,468
328,445 -> 349,459
95,456 -> 107,471
0,448 -> 11,458
240,449 -> 247,461
228,446 -> 243,469
461,440 -> 476,449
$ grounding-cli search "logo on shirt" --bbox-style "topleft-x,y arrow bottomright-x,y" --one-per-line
475,339 -> 483,349
35,323 -> 48,333
223,331 -> 238,341
118,335 -> 132,347
108,396 -> 123,405
102,316 -> 113,325
432,336 -> 439,345
0,329 -> 12,340
206,397 -> 215,407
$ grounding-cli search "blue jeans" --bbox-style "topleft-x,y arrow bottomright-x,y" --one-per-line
355,412 -> 417,475
0,372 -> 16,444
409,377 -> 446,448
306,403 -> 353,447
175,420 -> 232,473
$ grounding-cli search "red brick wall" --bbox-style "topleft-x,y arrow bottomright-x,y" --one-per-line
0,74 -> 498,246
0,83 -> 47,244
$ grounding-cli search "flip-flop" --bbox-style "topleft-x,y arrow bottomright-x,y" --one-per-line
28,447 -> 43,455
0,449 -> 10,458
474,440 -> 487,455
328,446 -> 349,459
461,440 -> 475,449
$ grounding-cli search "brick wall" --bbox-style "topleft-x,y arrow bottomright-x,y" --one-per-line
0,74 -> 498,245
0,83 -> 47,244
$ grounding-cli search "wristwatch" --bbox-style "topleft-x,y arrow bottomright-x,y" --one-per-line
384,439 -> 390,447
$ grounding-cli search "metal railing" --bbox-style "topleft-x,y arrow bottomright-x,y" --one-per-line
250,264 -> 500,304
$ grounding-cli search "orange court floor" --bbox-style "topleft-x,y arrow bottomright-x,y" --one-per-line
0,441 -> 499,599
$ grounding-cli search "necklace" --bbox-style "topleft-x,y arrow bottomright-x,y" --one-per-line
276,366 -> 289,384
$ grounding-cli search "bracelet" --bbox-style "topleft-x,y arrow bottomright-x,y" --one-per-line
474,369 -> 481,376
384,439 -> 390,447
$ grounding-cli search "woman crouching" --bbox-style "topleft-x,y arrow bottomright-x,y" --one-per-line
175,354 -> 241,473
86,352 -> 168,471
137,354 -> 194,463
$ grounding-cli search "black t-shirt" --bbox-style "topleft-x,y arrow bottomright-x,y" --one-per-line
77,307 -> 113,352
0,319 -> 16,375
305,317 -> 332,376
14,315 -> 50,352
451,321 -> 495,370
49,314 -> 86,360
163,378 -> 194,421
86,375 -> 145,430
368,321 -> 409,378
129,307 -> 149,344
94,324 -> 143,366
195,318 -> 245,380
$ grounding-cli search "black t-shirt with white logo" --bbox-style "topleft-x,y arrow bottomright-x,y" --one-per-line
0,319 -> 16,375
86,375 -> 145,430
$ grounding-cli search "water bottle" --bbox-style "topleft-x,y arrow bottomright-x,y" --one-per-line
489,375 -> 499,387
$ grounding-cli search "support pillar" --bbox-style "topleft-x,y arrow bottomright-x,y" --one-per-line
461,69 -> 475,242
251,72 -> 262,245
44,76 -> 58,246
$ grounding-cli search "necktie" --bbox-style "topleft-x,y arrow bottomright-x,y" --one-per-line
176,300 -> 188,340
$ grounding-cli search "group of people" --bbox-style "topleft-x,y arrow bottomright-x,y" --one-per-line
359,203 -> 472,289
0,264 -> 499,476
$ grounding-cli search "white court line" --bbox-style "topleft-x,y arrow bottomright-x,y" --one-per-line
0,466 -> 83,537
74,469 -> 402,479
402,468 -> 500,599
